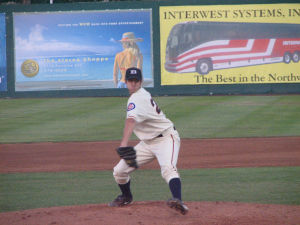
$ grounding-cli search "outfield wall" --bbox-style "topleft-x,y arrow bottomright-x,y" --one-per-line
0,0 -> 300,98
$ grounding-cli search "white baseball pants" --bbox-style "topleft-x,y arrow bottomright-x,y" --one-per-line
113,127 -> 181,184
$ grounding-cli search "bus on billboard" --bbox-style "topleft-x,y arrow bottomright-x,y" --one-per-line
165,22 -> 300,75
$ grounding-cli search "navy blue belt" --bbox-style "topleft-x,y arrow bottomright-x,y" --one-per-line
156,126 -> 176,138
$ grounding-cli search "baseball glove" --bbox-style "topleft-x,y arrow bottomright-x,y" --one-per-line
117,146 -> 138,168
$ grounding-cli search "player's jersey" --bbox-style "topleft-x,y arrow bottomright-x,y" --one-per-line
126,88 -> 174,141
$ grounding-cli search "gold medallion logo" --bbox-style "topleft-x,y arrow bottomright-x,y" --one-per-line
21,59 -> 39,77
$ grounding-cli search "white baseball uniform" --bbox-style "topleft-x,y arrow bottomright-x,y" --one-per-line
113,87 -> 181,184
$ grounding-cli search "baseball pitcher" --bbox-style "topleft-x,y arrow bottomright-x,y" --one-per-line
108,67 -> 188,215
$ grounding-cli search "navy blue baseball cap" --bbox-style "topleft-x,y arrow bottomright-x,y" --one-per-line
125,67 -> 142,81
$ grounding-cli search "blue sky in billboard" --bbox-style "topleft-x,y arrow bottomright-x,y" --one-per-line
14,10 -> 152,85
0,13 -> 7,91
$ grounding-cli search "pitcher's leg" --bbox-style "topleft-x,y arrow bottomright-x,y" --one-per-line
152,133 -> 189,214
154,133 -> 181,183
113,159 -> 135,185
110,141 -> 155,207
135,141 -> 156,166
113,141 -> 154,184
109,159 -> 135,207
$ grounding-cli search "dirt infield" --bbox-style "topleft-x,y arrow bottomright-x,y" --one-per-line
1,137 -> 300,225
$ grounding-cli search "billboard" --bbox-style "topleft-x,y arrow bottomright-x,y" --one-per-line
0,13 -> 7,92
160,4 -> 300,85
14,9 -> 153,91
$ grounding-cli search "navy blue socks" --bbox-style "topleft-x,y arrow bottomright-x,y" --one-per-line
119,178 -> 181,200
169,178 -> 182,200
119,180 -> 132,198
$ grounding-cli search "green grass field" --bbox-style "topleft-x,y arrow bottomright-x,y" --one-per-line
1,167 -> 300,212
1,95 -> 300,143
0,95 -> 300,212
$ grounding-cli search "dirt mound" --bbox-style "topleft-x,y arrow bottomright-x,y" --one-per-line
1,201 -> 300,225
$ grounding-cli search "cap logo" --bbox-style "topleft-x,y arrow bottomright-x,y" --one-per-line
130,69 -> 137,74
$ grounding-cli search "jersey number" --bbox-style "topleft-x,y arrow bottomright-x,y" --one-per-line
150,98 -> 161,114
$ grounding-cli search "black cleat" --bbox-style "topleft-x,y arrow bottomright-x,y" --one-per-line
167,198 -> 189,215
108,195 -> 133,207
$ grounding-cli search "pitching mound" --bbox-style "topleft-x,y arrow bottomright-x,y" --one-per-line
1,201 -> 300,225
